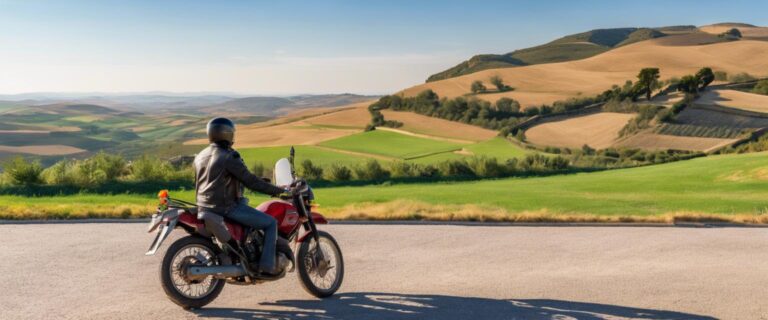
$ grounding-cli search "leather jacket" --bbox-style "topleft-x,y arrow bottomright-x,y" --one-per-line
194,143 -> 284,214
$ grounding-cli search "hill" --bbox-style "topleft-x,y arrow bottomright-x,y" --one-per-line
403,36 -> 768,108
426,26 -> 676,82
425,23 -> 768,83
199,94 -> 378,116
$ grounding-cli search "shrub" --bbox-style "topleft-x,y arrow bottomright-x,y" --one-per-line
719,28 -> 742,39
91,152 -> 127,181
299,159 -> 324,181
677,75 -> 700,94
2,156 -> 43,185
467,157 -> 505,178
250,162 -> 266,177
730,72 -> 756,83
752,80 -> 768,95
388,161 -> 414,178
42,160 -> 74,185
353,160 -> 390,181
696,67 -> 715,90
470,80 -> 486,94
714,71 -> 728,81
129,155 -> 176,182
325,164 -> 352,181
489,75 -> 512,92
437,160 -> 474,177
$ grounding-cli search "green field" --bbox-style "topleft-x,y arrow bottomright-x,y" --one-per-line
239,145 -> 370,168
4,152 -> 768,222
318,130 -> 466,159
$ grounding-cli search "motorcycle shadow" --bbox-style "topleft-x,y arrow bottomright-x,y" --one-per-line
194,292 -> 716,320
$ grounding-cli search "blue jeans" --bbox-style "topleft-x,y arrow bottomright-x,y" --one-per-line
227,199 -> 277,272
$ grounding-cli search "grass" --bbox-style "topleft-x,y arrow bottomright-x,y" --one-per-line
319,130 -> 466,159
5,152 -> 768,223
411,137 -> 528,163
238,145 -> 371,168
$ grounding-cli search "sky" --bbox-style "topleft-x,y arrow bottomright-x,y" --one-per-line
0,0 -> 765,95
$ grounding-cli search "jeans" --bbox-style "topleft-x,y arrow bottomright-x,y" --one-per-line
227,199 -> 277,272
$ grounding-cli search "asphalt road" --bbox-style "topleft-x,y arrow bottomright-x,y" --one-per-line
0,222 -> 766,320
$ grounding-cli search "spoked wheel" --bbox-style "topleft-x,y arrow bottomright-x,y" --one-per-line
160,236 -> 225,309
297,230 -> 344,298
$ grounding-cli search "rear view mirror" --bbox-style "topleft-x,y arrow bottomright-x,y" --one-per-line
274,158 -> 294,187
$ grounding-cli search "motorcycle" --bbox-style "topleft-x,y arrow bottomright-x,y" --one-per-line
144,148 -> 344,309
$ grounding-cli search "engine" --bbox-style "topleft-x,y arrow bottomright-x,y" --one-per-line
243,230 -> 263,265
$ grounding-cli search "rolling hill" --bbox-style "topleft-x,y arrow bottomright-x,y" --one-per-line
404,30 -> 768,108
425,23 -> 768,83
426,26 -> 683,82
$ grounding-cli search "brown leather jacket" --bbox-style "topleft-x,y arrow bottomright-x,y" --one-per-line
194,143 -> 284,214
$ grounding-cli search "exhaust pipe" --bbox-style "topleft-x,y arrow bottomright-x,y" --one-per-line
188,265 -> 247,279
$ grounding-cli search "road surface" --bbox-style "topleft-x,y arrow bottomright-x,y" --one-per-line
0,222 -> 766,319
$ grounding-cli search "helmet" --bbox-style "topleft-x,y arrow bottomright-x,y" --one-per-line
207,117 -> 235,146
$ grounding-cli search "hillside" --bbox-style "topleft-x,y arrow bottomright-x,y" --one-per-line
199,94 -> 378,116
404,35 -> 768,108
426,26 -> 678,82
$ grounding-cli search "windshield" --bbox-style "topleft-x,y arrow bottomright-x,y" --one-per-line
274,158 -> 294,187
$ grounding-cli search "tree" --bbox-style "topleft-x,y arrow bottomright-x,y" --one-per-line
2,156 -> 43,185
696,67 -> 715,90
636,68 -> 660,101
470,80 -> 486,94
753,80 -> 768,95
489,75 -> 510,92
676,75 -> 700,94
495,97 -> 521,115
299,159 -> 324,181
720,28 -> 742,39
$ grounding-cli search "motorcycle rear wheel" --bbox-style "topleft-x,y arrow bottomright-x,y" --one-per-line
160,236 -> 225,309
297,230 -> 344,298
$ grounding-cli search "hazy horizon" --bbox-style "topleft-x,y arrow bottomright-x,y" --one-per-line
1,0 -> 765,95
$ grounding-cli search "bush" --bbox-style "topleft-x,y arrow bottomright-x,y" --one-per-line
2,156 -> 43,185
129,155 -> 176,182
490,75 -> 512,92
353,160 -> 390,181
325,164 -> 352,181
91,152 -> 127,181
250,162 -> 266,177
752,80 -> 768,95
437,159 -> 475,177
714,71 -> 728,81
388,161 -> 414,178
470,80 -> 486,94
467,157 -> 506,178
730,72 -> 756,83
299,159 -> 324,181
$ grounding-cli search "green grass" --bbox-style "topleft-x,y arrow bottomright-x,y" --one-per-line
319,130 -> 466,159
238,145 -> 371,168
410,137 -> 528,163
5,152 -> 768,221
309,152 -> 768,217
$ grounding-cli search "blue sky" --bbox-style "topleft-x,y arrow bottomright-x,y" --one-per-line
0,0 -> 765,95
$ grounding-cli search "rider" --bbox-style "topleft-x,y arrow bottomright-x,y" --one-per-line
194,117 -> 287,275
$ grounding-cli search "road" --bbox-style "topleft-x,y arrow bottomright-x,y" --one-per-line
0,223 -> 766,319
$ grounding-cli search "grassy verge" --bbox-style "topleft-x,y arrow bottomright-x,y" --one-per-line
3,152 -> 768,223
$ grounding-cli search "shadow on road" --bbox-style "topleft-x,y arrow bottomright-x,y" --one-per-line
194,292 -> 716,320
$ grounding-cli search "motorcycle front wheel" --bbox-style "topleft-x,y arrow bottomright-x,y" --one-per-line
297,230 -> 345,298
160,236 -> 225,309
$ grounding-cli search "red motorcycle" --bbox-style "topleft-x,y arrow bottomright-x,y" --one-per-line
144,152 -> 343,309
